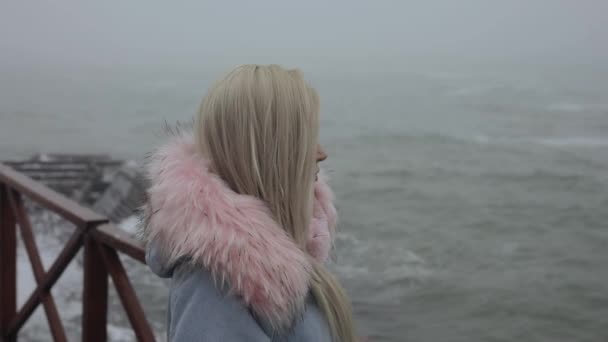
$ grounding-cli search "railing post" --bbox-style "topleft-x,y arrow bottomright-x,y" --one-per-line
82,230 -> 107,342
0,185 -> 17,342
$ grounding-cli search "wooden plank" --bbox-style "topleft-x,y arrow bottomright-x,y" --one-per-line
3,162 -> 91,173
92,224 -> 145,264
6,228 -> 84,336
35,154 -> 113,162
27,173 -> 91,181
3,161 -> 92,168
4,154 -> 114,163
0,164 -> 107,226
41,180 -> 92,188
97,244 -> 155,342
8,191 -> 68,342
82,236 -> 108,342
0,185 -> 17,342
92,167 -> 146,223
3,159 -> 122,169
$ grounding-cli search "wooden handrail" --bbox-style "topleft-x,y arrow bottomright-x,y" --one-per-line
0,163 -> 154,341
7,190 -> 68,342
98,243 -> 155,341
93,224 -> 146,263
0,164 -> 107,226
82,235 -> 108,342
5,222 -> 87,338
0,185 -> 17,342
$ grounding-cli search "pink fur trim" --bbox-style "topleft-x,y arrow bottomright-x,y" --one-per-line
307,171 -> 338,262
142,132 -> 337,331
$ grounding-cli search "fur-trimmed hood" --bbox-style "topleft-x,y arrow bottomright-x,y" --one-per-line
141,132 -> 337,332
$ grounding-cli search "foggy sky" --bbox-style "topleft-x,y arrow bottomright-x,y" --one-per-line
1,1 -> 607,70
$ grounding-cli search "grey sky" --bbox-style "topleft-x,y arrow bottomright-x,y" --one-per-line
1,1 -> 607,69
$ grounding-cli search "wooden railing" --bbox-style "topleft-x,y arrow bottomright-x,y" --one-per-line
0,163 -> 155,342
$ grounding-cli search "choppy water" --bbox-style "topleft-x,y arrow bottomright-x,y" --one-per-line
2,65 -> 608,341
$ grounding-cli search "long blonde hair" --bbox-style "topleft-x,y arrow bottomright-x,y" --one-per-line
195,64 -> 356,341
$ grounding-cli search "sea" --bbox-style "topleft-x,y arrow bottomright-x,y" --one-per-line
1,63 -> 608,341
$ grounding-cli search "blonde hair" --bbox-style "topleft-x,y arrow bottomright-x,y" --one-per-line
195,64 -> 356,341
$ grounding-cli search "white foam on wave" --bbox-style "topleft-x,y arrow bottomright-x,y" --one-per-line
335,231 -> 363,246
546,102 -> 585,112
448,85 -> 495,96
498,241 -> 521,256
108,325 -> 136,341
333,232 -> 433,282
473,135 -> 608,147
533,138 -> 608,147
382,264 -> 434,282
119,215 -> 140,234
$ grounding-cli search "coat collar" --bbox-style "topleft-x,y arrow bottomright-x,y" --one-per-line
141,132 -> 337,332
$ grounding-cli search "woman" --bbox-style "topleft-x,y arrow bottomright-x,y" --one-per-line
142,65 -> 357,341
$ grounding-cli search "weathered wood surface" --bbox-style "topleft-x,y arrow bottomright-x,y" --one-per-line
0,164 -> 107,226
92,166 -> 147,223
2,154 -> 149,224
2,154 -> 124,205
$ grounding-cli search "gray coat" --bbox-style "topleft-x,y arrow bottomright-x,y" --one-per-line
147,241 -> 333,342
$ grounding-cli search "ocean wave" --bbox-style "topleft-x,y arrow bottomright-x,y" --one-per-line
473,135 -> 608,147
545,102 -> 585,112
362,132 -> 608,149
531,138 -> 608,147
119,215 -> 139,234
480,169 -> 588,183
359,132 -> 473,146
335,262 -> 434,284
447,85 -> 500,96
334,232 -> 433,283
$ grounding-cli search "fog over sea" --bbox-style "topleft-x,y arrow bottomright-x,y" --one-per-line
2,63 -> 608,341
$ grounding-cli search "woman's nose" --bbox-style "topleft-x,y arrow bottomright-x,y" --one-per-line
316,145 -> 328,162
